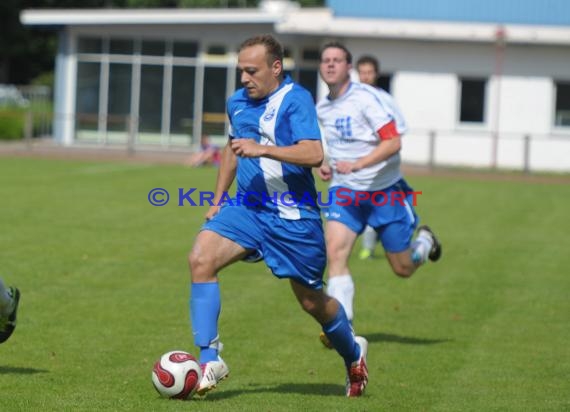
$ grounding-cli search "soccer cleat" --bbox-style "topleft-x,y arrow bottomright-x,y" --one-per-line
417,225 -> 442,262
358,248 -> 373,260
196,356 -> 230,396
346,336 -> 368,397
319,331 -> 334,349
0,287 -> 20,344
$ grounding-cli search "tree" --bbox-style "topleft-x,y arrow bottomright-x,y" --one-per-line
0,0 -> 57,84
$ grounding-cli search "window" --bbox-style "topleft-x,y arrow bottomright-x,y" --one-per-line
235,68 -> 242,91
555,81 -> 570,126
77,37 -> 102,54
107,63 -> 132,132
142,40 -> 165,56
203,68 -> 227,113
139,65 -> 163,134
173,41 -> 198,58
459,78 -> 486,123
207,45 -> 226,55
110,39 -> 134,55
203,67 -> 228,136
377,74 -> 392,93
302,48 -> 320,62
298,69 -> 318,102
171,67 -> 196,135
76,62 -> 100,133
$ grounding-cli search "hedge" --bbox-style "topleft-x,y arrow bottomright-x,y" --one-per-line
0,109 -> 26,140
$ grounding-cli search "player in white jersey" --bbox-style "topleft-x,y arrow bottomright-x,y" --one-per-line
187,35 -> 368,397
355,55 -> 403,260
316,42 -> 442,347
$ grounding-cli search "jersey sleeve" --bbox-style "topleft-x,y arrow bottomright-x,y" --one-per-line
361,89 -> 406,140
287,89 -> 322,143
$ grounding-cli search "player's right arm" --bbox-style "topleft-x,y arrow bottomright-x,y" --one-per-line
205,141 -> 237,220
336,132 -> 401,174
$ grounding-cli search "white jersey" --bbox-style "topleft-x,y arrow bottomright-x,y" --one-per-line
317,82 -> 407,191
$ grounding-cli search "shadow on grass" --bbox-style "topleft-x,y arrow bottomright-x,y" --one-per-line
0,366 -> 49,375
203,382 -> 345,400
366,332 -> 451,345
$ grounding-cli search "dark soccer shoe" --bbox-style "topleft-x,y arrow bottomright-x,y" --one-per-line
0,287 -> 20,343
418,225 -> 442,262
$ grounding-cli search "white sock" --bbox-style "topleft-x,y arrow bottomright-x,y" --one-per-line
0,278 -> 13,314
361,226 -> 377,251
411,231 -> 433,265
326,274 -> 355,321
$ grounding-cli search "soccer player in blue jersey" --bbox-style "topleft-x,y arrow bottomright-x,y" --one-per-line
187,34 -> 368,397
316,42 -> 442,346
0,277 -> 20,343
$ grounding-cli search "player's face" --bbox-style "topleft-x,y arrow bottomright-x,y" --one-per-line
319,47 -> 351,87
238,44 -> 281,100
357,63 -> 377,86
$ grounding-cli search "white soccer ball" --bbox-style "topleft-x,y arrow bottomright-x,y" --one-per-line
151,350 -> 202,400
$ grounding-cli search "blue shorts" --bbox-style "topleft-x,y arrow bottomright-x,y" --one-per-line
323,179 -> 419,253
202,203 -> 326,289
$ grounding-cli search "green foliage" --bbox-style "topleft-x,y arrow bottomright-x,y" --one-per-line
0,0 -> 57,84
126,0 -> 325,7
122,0 -> 325,8
0,104 -> 53,140
0,158 -> 569,411
296,0 -> 325,6
31,71 -> 55,88
125,0 -> 179,6
0,110 -> 25,140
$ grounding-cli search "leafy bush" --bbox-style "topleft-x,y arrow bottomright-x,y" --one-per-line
0,110 -> 25,140
31,72 -> 54,88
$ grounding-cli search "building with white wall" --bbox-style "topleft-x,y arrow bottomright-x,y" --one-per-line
21,0 -> 570,172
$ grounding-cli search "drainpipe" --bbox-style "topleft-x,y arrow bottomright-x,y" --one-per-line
491,26 -> 506,169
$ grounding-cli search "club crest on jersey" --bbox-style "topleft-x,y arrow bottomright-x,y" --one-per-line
263,107 -> 276,121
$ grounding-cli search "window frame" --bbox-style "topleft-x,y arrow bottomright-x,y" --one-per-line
553,79 -> 570,131
457,76 -> 489,127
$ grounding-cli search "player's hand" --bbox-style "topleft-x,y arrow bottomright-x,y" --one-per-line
231,139 -> 265,158
317,164 -> 332,181
205,205 -> 221,220
335,160 -> 359,174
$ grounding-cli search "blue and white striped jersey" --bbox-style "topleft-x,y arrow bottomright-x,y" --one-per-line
317,82 -> 407,191
227,76 -> 322,220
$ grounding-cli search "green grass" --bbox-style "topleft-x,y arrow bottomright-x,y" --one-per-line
0,157 -> 569,411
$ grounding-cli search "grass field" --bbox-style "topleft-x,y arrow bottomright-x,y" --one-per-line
0,156 -> 569,411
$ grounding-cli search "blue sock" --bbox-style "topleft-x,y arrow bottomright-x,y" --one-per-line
322,304 -> 360,367
190,282 -> 221,364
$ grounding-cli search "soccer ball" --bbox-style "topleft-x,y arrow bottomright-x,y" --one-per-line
151,350 -> 202,400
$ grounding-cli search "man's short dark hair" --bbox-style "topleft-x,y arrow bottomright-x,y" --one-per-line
319,41 -> 353,64
356,55 -> 380,74
239,34 -> 284,67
